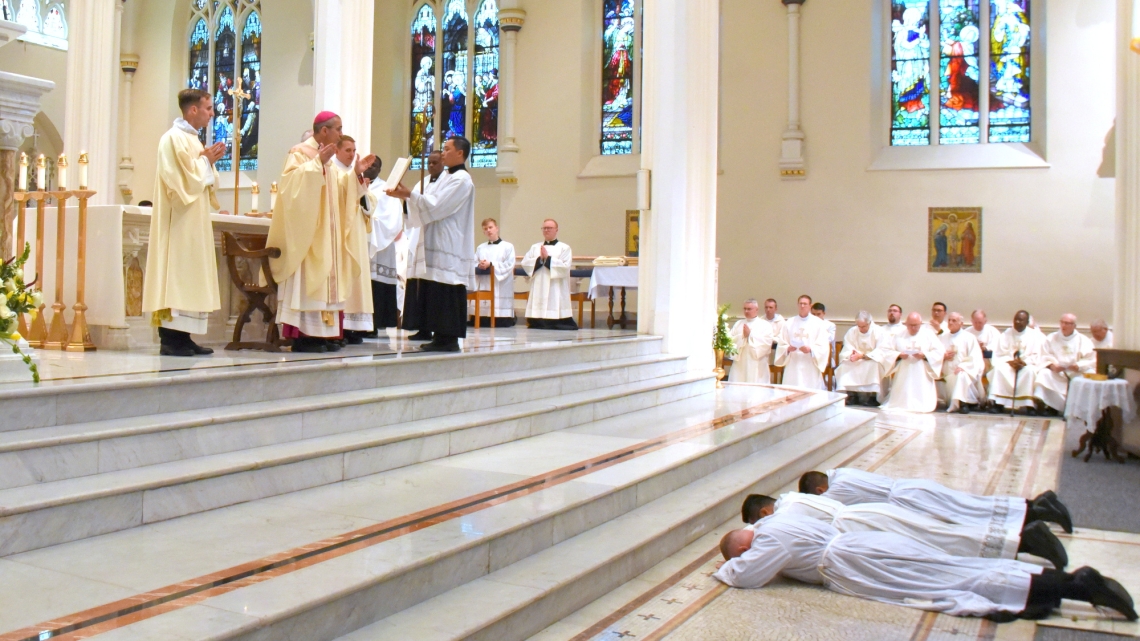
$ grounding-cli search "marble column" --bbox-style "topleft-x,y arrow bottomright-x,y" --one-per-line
0,72 -> 55,260
313,0 -> 374,150
496,4 -> 525,184
63,0 -> 119,203
1115,0 -> 1140,349
779,0 -> 805,179
118,0 -> 138,204
637,0 -> 719,370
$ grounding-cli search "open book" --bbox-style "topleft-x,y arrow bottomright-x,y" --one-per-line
384,157 -> 412,192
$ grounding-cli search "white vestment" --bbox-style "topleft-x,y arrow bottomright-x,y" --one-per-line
334,158 -> 376,332
1092,330 -> 1114,351
406,168 -> 476,289
988,328 -> 1047,409
966,323 -> 1002,354
470,239 -> 517,318
1035,331 -> 1097,412
715,512 -> 1038,618
774,314 -> 830,389
368,179 -> 404,286
765,313 -> 786,335
728,317 -> 778,384
938,330 -> 985,410
885,322 -> 908,339
404,175 -> 440,282
881,330 -> 945,412
835,324 -> 897,393
522,241 -> 574,320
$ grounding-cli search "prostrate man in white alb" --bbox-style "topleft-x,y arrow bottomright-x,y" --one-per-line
386,136 -> 476,353
364,157 -> 403,335
884,304 -> 906,338
774,295 -> 830,389
332,135 -> 376,344
938,312 -> 985,414
1090,319 -> 1113,350
988,310 -> 1048,414
834,311 -> 896,407
142,88 -> 226,357
728,299 -> 778,384
522,219 -> 577,330
881,312 -> 945,413
403,151 -> 445,342
763,298 -> 785,334
929,301 -> 949,336
470,218 -> 517,327
1035,314 -> 1097,416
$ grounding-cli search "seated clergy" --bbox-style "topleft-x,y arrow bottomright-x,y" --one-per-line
774,295 -> 831,389
1090,319 -> 1113,350
763,298 -> 785,335
884,304 -> 907,339
728,299 -> 778,384
929,301 -> 948,336
834,311 -> 896,407
1034,314 -> 1096,416
470,218 -> 517,327
880,313 -> 945,413
523,219 -> 577,330
988,310 -> 1048,414
966,309 -> 1002,356
938,312 -> 985,414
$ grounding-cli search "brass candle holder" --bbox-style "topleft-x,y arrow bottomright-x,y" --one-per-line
67,187 -> 96,351
11,189 -> 44,343
44,188 -> 72,349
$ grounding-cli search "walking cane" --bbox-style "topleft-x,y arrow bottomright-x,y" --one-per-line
1010,350 -> 1021,417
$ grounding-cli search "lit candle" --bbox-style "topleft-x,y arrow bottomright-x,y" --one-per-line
78,152 -> 89,189
35,155 -> 45,191
250,182 -> 259,214
270,182 -> 278,211
57,154 -> 68,190
18,153 -> 27,191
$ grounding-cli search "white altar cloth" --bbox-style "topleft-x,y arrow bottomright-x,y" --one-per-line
588,266 -> 638,300
1065,377 -> 1137,426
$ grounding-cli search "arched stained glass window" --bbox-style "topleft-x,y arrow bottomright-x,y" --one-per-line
237,11 -> 261,171
601,0 -> 636,155
441,0 -> 468,142
890,0 -> 931,146
15,0 -> 41,33
939,0 -> 980,144
213,5 -> 237,171
989,0 -> 1030,143
410,4 -> 438,168
43,5 -> 65,40
10,0 -> 67,49
188,20 -> 210,92
471,0 -> 499,168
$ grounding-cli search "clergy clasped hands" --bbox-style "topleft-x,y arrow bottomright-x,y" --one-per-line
1047,362 -> 1078,374
742,323 -> 751,339
540,245 -> 549,259
200,142 -> 226,165
847,350 -> 864,362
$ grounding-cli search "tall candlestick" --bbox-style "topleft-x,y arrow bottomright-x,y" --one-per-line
18,153 -> 27,191
78,152 -> 89,189
57,154 -> 68,190
35,155 -> 45,191
270,182 -> 278,211
250,182 -> 259,214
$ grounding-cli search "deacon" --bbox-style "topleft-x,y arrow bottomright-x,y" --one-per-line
834,311 -> 896,407
269,112 -> 375,353
365,158 -> 403,334
728,299 -> 778,384
471,218 -> 517,327
1090,319 -> 1113,350
774,295 -> 830,389
938,312 -> 985,414
885,304 -> 906,338
1035,314 -> 1097,416
386,137 -> 476,352
333,135 -> 376,344
404,151 -> 446,342
714,512 -> 1135,621
143,88 -> 226,357
880,312 -> 945,413
522,219 -> 577,330
988,310 -> 1048,414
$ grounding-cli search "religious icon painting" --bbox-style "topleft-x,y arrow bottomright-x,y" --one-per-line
625,210 -> 640,257
928,207 -> 981,273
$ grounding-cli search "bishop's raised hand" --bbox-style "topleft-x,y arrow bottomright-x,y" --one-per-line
318,143 -> 337,165
356,154 -> 378,177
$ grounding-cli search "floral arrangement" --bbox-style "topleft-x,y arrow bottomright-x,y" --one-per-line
0,245 -> 43,382
713,304 -> 738,358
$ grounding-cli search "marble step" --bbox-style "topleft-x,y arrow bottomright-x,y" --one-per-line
0,352 -> 688,490
0,335 -> 663,430
78,389 -> 862,641
0,371 -> 714,556
340,409 -> 875,641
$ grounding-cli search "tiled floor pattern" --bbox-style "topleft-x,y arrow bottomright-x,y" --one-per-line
533,411 -> 1139,641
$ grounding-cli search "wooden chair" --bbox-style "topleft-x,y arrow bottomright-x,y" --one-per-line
823,341 -> 842,391
770,365 -> 785,384
467,267 -> 496,328
222,232 -> 284,352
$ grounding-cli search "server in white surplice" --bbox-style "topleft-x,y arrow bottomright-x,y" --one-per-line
522,218 -> 577,330
470,218 -> 516,327
364,158 -> 403,333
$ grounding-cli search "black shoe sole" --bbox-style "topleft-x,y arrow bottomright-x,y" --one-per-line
159,345 -> 197,357
1075,567 -> 1139,621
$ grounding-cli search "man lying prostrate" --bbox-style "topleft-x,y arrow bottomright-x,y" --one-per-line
740,493 -> 1067,570
714,512 -> 1136,622
799,468 -> 1073,535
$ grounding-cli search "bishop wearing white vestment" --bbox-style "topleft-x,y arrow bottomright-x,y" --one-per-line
365,161 -> 403,331
835,311 -> 896,404
938,313 -> 985,413
881,313 -> 945,413
470,218 -> 517,327
1035,314 -> 1097,413
728,299 -> 777,383
988,311 -> 1048,411
773,297 -> 830,389
523,219 -> 577,330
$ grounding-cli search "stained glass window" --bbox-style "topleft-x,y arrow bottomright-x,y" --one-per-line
938,0 -> 980,144
188,20 -> 211,92
236,11 -> 261,171
212,5 -> 237,171
1,0 -> 12,20
441,0 -> 469,143
989,0 -> 1030,143
15,0 -> 41,33
890,0 -> 931,146
10,0 -> 67,49
601,0 -> 636,155
410,4 -> 437,169
42,5 -> 65,41
471,0 -> 499,168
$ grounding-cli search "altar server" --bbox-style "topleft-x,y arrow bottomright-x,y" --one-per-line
1091,319 -> 1114,350
728,299 -> 778,383
387,136 -> 476,352
143,89 -> 226,357
269,112 -> 374,353
404,151 -> 445,342
365,158 -> 402,333
881,313 -> 945,413
774,295 -> 830,389
938,312 -> 985,413
470,218 -> 516,327
523,219 -> 577,330
332,136 -> 376,344
835,311 -> 896,406
1035,314 -> 1097,415
988,310 -> 1048,413
714,513 -> 1135,621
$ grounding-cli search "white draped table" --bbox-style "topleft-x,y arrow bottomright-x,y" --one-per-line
588,266 -> 638,329
1066,377 -> 1136,463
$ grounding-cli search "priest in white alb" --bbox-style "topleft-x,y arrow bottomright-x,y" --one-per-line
938,312 -> 985,414
966,309 -> 1002,355
1090,319 -> 1113,350
332,135 -> 376,344
880,312 -> 945,413
728,299 -> 778,384
142,88 -> 226,357
884,304 -> 907,339
834,311 -> 896,406
471,218 -> 517,327
1035,314 -> 1097,415
523,219 -> 577,330
988,310 -> 1048,413
403,151 -> 445,342
364,157 -> 403,334
773,295 -> 830,389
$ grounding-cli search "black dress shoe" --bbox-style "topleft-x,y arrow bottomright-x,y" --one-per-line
187,341 -> 214,355
958,404 -> 971,415
325,340 -> 343,352
344,331 -> 365,345
408,331 -> 434,341
1029,497 -> 1072,534
845,395 -> 857,406
159,343 -> 196,357
420,340 -> 461,353
989,404 -> 1006,414
1019,521 -> 1068,569
291,338 -> 327,353
1034,491 -> 1074,534
1073,567 -> 1138,621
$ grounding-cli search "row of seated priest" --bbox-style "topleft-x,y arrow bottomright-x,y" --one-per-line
726,296 -> 1113,416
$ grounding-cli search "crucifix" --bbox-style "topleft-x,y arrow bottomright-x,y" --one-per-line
228,76 -> 252,216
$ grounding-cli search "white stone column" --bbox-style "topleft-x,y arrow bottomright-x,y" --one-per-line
637,0 -> 719,370
313,0 -> 375,150
1115,0 -> 1140,348
496,3 -> 525,183
779,0 -> 805,179
63,0 -> 119,203
118,0 -> 137,204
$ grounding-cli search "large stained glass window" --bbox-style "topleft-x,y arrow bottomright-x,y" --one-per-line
471,0 -> 499,168
601,0 -> 636,155
441,0 -> 469,142
15,0 -> 40,33
890,0 -> 931,146
213,6 -> 237,171
236,11 -> 261,171
410,4 -> 438,169
989,0 -> 1030,143
11,0 -> 66,50
938,0 -> 980,144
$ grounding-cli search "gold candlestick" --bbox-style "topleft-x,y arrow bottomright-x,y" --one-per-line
249,182 -> 259,215
44,189 -> 72,349
12,189 -> 42,341
27,185 -> 47,347
68,187 -> 96,351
